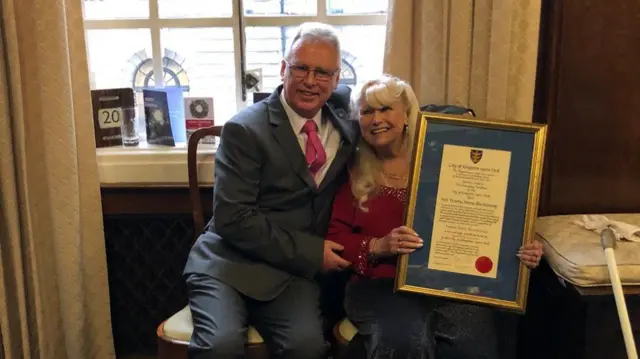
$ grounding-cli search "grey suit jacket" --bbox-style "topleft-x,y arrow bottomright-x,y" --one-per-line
183,85 -> 359,301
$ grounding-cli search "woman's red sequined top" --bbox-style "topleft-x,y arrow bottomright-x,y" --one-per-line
326,179 -> 407,281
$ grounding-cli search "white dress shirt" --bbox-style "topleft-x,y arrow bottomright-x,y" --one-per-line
279,90 -> 341,185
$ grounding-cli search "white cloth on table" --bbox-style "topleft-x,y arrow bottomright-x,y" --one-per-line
573,214 -> 640,242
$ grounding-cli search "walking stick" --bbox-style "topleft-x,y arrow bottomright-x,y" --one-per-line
601,228 -> 638,359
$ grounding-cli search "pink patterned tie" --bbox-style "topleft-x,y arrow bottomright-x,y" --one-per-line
301,120 -> 327,176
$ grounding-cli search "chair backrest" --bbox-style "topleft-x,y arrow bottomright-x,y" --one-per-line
187,126 -> 222,242
421,104 -> 476,117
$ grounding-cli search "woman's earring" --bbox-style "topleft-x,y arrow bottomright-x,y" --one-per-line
404,124 -> 408,132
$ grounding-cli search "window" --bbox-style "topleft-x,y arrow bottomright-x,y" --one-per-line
83,0 -> 389,144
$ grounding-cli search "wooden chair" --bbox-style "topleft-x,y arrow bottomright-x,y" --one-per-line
155,125 -> 358,359
156,126 -> 269,359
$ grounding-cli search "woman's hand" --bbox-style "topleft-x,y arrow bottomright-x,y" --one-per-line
370,226 -> 423,257
517,240 -> 543,269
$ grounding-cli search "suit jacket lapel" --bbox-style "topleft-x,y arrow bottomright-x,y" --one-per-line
317,105 -> 358,191
267,89 -> 317,189
268,85 -> 359,191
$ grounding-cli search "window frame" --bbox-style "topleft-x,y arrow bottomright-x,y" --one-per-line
83,0 -> 387,114
84,0 -> 388,186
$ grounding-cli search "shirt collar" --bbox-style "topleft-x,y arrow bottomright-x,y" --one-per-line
279,88 -> 323,134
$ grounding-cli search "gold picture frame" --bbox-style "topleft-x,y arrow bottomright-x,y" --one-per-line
395,112 -> 547,313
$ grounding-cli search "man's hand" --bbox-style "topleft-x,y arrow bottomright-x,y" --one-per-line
322,240 -> 351,272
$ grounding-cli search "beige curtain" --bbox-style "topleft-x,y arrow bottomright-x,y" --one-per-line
384,0 -> 541,123
0,0 -> 116,358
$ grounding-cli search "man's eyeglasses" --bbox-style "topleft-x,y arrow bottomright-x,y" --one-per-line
284,60 -> 339,82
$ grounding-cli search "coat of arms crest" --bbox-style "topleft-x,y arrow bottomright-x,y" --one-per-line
470,149 -> 483,164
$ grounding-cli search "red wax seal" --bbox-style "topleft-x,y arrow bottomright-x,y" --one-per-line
475,256 -> 493,273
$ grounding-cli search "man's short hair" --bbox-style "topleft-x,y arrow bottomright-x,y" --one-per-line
284,22 -> 342,62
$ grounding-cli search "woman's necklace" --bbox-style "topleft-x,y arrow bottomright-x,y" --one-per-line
382,171 -> 408,181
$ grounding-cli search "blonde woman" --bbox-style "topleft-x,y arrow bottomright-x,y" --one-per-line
326,75 -> 543,358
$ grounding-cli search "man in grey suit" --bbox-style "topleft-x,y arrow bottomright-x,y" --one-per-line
183,22 -> 359,359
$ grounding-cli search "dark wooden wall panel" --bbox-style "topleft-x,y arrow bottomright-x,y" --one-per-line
526,2 -> 640,358
535,0 -> 640,215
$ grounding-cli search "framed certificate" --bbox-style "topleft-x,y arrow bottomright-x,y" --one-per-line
395,112 -> 547,313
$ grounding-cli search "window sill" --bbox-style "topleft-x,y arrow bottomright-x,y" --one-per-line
97,141 -> 217,188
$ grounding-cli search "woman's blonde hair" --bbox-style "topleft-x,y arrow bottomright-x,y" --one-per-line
350,74 -> 420,211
